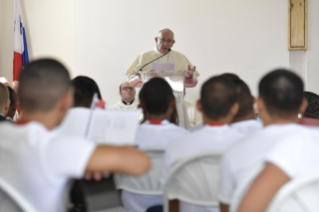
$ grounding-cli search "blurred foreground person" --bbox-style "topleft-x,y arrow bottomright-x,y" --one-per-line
161,75 -> 243,212
219,69 -> 308,212
238,130 -> 319,212
0,83 -> 10,121
0,59 -> 150,212
122,78 -> 189,212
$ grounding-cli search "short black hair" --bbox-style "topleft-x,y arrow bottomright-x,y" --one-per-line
72,76 -> 102,108
220,73 -> 240,81
19,59 -> 71,112
139,78 -> 175,115
201,76 -> 237,120
304,91 -> 319,117
259,69 -> 304,118
231,79 -> 254,118
7,86 -> 17,107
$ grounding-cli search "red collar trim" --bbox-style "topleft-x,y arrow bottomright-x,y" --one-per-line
148,119 -> 164,125
208,122 -> 224,126
15,120 -> 30,125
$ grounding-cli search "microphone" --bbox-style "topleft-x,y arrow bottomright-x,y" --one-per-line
139,49 -> 171,72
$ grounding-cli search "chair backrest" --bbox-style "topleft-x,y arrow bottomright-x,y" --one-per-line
266,171 -> 319,212
163,151 -> 223,211
0,176 -> 36,212
230,166 -> 264,212
114,147 -> 165,195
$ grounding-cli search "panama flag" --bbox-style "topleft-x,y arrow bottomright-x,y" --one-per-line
13,0 -> 29,80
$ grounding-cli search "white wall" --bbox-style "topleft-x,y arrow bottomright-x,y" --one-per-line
0,0 -> 75,79
1,0 -> 318,106
73,0 -> 289,106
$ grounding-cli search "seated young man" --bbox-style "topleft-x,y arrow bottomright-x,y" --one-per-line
55,76 -> 104,138
218,69 -> 308,212
122,77 -> 189,212
160,75 -> 245,212
0,59 -> 150,212
225,77 -> 262,134
72,76 -> 103,108
238,129 -> 319,212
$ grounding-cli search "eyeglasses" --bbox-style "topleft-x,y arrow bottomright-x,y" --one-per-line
121,87 -> 135,91
157,37 -> 174,44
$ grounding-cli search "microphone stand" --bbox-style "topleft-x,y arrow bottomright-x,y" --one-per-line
138,49 -> 171,72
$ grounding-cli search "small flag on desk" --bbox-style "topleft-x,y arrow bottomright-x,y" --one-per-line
13,0 -> 29,81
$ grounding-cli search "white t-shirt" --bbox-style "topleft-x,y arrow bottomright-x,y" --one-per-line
230,119 -> 263,134
266,129 -> 319,179
0,121 -> 96,212
161,124 -> 245,212
122,120 -> 189,212
219,123 -> 307,204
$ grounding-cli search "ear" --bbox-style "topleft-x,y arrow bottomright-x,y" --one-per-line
60,89 -> 74,112
172,40 -> 176,45
196,100 -> 203,112
5,99 -> 10,111
299,98 -> 308,114
155,37 -> 158,42
230,102 -> 239,116
169,98 -> 176,110
138,100 -> 145,109
256,97 -> 264,114
252,96 -> 257,104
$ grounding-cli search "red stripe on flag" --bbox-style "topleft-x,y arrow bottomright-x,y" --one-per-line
13,51 -> 22,81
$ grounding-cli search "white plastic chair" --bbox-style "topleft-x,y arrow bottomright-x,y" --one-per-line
266,171 -> 319,212
114,147 -> 165,195
230,166 -> 264,212
0,176 -> 36,212
162,151 -> 223,212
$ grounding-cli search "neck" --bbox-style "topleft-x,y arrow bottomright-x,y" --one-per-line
122,99 -> 134,104
145,113 -> 170,121
20,111 -> 58,130
232,110 -> 256,123
263,116 -> 299,127
202,115 -> 232,125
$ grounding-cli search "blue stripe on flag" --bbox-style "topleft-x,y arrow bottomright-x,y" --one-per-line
22,27 -> 29,66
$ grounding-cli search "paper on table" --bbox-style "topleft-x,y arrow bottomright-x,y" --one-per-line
56,107 -> 142,145
87,109 -> 142,145
151,62 -> 175,71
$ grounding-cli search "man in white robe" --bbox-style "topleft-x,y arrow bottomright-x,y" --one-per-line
126,29 -> 199,128
125,28 -> 199,87
109,82 -> 139,110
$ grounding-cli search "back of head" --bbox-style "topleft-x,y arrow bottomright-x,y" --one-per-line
220,73 -> 240,81
19,59 -> 71,112
0,83 -> 9,110
304,91 -> 319,117
231,79 -> 254,118
7,87 -> 16,106
201,76 -> 237,120
259,69 -> 304,118
72,76 -> 102,108
139,78 -> 175,115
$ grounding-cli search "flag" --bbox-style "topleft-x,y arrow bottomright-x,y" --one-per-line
13,0 -> 29,81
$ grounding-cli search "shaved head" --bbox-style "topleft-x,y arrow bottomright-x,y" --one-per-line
19,59 -> 71,112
